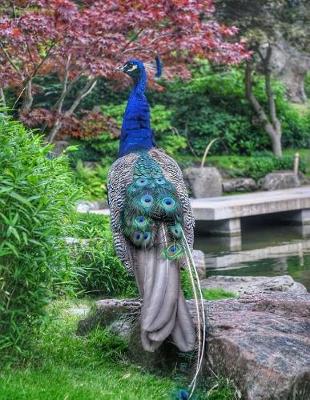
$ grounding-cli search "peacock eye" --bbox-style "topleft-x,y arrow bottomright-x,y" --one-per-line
126,63 -> 138,72
162,197 -> 175,208
140,194 -> 153,207
136,177 -> 148,187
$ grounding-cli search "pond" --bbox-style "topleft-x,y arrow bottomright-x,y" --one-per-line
195,216 -> 310,291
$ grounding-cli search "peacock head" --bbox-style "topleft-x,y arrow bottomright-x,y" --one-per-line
116,57 -> 162,81
116,59 -> 145,81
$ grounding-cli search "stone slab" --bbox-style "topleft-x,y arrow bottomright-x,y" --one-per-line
191,186 -> 310,221
200,275 -> 307,295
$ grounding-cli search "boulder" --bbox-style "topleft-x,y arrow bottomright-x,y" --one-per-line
200,275 -> 307,296
223,178 -> 257,193
259,172 -> 301,191
183,167 -> 222,198
78,292 -> 310,400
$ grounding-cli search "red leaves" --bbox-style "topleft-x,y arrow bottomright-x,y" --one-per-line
58,111 -> 120,139
0,0 -> 250,139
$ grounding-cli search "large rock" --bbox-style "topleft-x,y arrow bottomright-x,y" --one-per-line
223,178 -> 257,193
183,167 -> 222,198
259,172 -> 301,191
78,293 -> 310,400
200,275 -> 307,296
207,293 -> 310,400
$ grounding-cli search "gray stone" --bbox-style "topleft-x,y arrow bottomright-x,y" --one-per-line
191,187 -> 310,221
76,200 -> 108,213
78,293 -> 310,400
259,172 -> 301,191
192,249 -> 206,279
200,275 -> 307,296
183,167 -> 222,198
223,178 -> 257,193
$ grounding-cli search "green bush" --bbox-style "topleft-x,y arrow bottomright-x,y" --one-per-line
0,116 -> 79,356
208,153 -> 306,181
69,213 -> 137,298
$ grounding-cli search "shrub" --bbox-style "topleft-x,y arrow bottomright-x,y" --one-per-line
0,116 -> 79,356
73,160 -> 109,200
68,213 -> 137,298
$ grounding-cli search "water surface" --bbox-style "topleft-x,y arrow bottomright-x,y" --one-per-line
195,217 -> 310,291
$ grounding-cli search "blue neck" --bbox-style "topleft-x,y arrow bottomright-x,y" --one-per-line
118,67 -> 155,158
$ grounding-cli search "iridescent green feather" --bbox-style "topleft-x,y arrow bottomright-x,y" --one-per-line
121,152 -> 184,255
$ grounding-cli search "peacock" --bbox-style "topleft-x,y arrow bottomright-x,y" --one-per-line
108,58 -> 206,399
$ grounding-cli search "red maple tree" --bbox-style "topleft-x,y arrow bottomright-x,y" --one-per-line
0,0 -> 249,142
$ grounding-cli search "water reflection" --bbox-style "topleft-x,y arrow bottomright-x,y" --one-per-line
195,219 -> 310,291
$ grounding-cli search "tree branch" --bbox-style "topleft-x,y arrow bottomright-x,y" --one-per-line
55,53 -> 71,114
0,88 -> 7,113
67,77 -> 97,115
245,60 -> 282,157
47,77 -> 97,143
21,79 -> 33,113
13,40 -> 58,109
245,61 -> 269,124
0,40 -> 24,77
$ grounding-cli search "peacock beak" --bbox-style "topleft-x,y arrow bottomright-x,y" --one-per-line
116,65 -> 125,72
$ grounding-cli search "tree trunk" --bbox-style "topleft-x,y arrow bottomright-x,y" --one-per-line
245,53 -> 283,158
271,134 -> 282,157
21,80 -> 33,113
266,126 -> 282,157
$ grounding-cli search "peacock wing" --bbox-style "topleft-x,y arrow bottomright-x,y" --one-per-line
108,152 -> 139,274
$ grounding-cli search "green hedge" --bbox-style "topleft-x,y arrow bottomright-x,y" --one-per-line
0,116 -> 79,356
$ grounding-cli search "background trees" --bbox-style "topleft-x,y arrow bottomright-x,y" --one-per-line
0,0 -> 248,142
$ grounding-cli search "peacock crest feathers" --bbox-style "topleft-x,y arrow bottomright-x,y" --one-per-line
121,151 -> 184,256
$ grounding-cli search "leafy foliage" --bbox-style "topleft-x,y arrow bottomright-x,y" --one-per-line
73,160 -> 109,200
0,116 -> 79,356
68,213 -> 137,298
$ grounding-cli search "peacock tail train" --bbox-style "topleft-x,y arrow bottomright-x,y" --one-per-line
109,149 -> 197,352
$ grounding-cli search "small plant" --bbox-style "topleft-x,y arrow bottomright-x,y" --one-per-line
69,213 -> 137,298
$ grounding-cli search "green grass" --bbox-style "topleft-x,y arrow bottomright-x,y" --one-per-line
181,270 -> 237,301
0,300 -> 238,400
0,300 -> 173,400
202,288 -> 237,301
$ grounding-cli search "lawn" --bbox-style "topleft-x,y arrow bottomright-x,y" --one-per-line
0,300 -> 238,400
